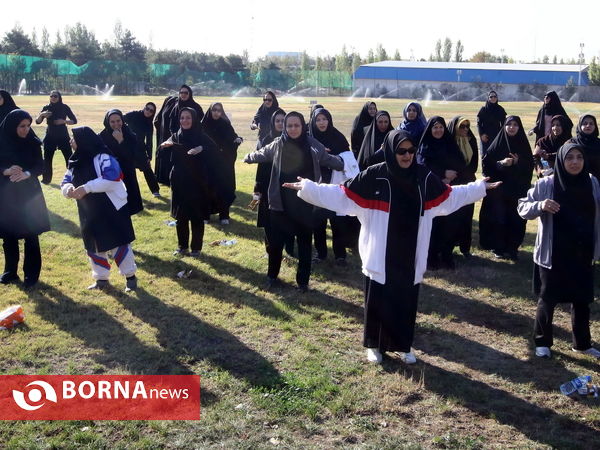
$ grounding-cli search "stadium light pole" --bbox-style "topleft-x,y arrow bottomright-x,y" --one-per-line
456,69 -> 462,100
578,43 -> 585,87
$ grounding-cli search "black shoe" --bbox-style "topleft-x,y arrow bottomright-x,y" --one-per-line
296,284 -> 308,293
125,276 -> 138,292
23,277 -> 38,289
0,271 -> 19,284
493,251 -> 507,259
507,252 -> 519,261
264,277 -> 279,290
87,279 -> 110,290
461,251 -> 472,259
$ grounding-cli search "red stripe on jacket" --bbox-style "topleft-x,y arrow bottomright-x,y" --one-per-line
424,185 -> 452,210
342,186 -> 390,212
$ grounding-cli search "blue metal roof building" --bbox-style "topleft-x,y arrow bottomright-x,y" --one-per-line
354,61 -> 589,86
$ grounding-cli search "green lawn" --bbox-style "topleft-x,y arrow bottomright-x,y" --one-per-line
0,95 -> 599,448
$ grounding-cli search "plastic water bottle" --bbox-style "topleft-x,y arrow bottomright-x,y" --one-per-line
560,375 -> 592,396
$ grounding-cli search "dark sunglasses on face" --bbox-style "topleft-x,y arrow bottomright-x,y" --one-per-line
264,98 -> 273,102
459,124 -> 470,129
394,146 -> 417,156
489,95 -> 497,99
50,95 -> 59,98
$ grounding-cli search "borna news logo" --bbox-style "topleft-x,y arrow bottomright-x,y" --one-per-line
1,375 -> 200,420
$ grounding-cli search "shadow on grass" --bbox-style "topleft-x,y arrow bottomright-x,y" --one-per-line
47,210 -> 81,239
419,284 -> 573,344
29,282 -> 282,403
383,359 -> 598,448
201,252 -> 364,323
134,250 -> 292,321
413,323 -> 580,391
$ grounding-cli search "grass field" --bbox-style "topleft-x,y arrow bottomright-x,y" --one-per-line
1,95 -> 599,449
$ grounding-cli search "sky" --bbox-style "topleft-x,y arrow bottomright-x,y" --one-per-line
3,0 -> 599,64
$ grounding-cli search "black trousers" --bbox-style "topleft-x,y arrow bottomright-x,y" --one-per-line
268,211 -> 312,286
488,193 -> 526,255
313,216 -> 347,260
140,160 -> 160,194
534,299 -> 591,350
176,216 -> 205,252
42,138 -> 72,184
3,236 -> 41,283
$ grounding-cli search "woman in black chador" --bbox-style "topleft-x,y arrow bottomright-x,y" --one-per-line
154,95 -> 178,185
35,90 -> 77,184
529,91 -> 572,142
0,90 -> 18,124
518,141 -> 600,359
168,85 -> 204,135
99,109 -> 143,215
448,116 -> 479,258
357,110 -> 393,170
0,110 -> 50,287
350,101 -> 377,157
201,102 -> 243,224
124,102 -> 161,197
570,114 -> 600,180
533,115 -> 572,176
477,90 -> 506,154
283,130 -> 498,364
251,90 -> 279,148
244,111 -> 344,292
481,116 -> 534,260
417,116 -> 467,269
160,107 -> 234,257
252,108 -> 287,254
309,107 -> 352,263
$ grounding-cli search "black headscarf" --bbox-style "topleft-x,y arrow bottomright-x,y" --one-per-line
481,91 -> 506,117
571,114 -> 600,181
41,90 -> 75,127
477,90 -> 507,137
253,90 -> 280,140
0,90 -> 18,124
350,101 -> 376,153
0,109 -> 42,170
100,109 -> 137,154
308,108 -> 349,156
533,91 -> 572,140
264,108 -> 286,145
536,115 -> 573,155
0,109 -> 39,147
357,110 -> 393,170
397,102 -> 427,141
173,107 -> 205,148
417,116 -> 465,179
200,102 -> 239,152
68,126 -> 111,170
482,115 -> 534,196
552,141 -> 595,259
169,85 -> 204,133
382,129 -> 418,182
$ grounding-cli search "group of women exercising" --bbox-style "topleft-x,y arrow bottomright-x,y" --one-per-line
1,85 -> 599,364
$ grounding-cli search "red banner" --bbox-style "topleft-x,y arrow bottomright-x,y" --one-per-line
0,375 -> 200,420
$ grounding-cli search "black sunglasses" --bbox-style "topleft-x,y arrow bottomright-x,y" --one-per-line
50,95 -> 59,98
489,95 -> 497,98
264,98 -> 273,102
394,146 -> 417,156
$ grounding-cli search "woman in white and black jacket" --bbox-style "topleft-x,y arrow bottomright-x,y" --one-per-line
244,111 -> 344,292
283,130 -> 499,364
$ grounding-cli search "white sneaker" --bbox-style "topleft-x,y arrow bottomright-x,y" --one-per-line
535,346 -> 551,358
366,348 -> 382,364
573,347 -> 600,358
396,351 -> 417,364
